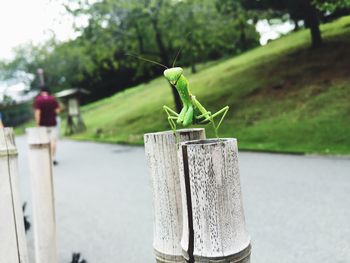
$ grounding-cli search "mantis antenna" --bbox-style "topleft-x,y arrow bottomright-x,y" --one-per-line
126,53 -> 168,69
172,32 -> 192,67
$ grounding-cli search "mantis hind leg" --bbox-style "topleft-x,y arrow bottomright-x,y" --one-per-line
210,106 -> 229,132
199,106 -> 229,138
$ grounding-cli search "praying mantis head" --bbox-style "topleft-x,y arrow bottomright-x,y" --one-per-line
163,67 -> 183,85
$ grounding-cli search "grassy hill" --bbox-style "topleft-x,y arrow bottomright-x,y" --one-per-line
71,16 -> 350,155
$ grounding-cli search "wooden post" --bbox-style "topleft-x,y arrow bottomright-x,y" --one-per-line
26,127 -> 58,263
144,129 -> 206,263
0,128 -> 29,263
178,138 -> 251,263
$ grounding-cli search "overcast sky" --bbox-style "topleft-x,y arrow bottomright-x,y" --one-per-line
0,0 -> 295,60
0,0 -> 294,100
0,0 -> 78,60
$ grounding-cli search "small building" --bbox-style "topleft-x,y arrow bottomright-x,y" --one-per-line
55,88 -> 90,135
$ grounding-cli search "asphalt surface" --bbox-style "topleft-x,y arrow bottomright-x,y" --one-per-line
15,136 -> 350,263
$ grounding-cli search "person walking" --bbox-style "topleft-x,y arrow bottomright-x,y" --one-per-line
33,85 -> 61,165
0,112 -> 3,128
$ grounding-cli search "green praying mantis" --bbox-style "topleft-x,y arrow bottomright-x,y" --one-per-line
129,54 -> 229,138
163,67 -> 229,138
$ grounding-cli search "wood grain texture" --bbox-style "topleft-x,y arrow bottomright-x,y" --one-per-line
144,129 -> 206,262
26,127 -> 58,263
178,139 -> 251,262
0,128 -> 29,263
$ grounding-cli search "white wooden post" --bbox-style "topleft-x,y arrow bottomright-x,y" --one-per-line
0,128 -> 29,263
26,127 -> 58,263
144,129 -> 206,263
178,138 -> 251,263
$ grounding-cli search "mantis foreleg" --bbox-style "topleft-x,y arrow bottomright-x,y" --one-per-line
163,105 -> 179,132
163,105 -> 179,117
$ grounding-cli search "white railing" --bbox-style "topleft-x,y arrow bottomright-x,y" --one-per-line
0,128 -> 29,263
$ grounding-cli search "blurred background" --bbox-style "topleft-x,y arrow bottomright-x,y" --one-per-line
1,1 -> 350,263
1,0 -> 349,152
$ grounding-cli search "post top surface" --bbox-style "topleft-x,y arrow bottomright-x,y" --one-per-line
0,128 -> 17,154
26,127 -> 50,145
181,138 -> 237,147
144,128 -> 204,138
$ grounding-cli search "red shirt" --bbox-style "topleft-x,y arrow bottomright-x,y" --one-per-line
34,94 -> 59,126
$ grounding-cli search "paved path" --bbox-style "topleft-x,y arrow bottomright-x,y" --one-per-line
15,136 -> 350,263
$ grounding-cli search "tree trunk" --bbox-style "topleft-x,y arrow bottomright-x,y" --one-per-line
305,0 -> 322,48
170,84 -> 183,112
239,22 -> 248,51
293,19 -> 300,31
191,63 -> 197,74
134,23 -> 145,54
190,46 -> 197,74
148,0 -> 182,112
151,17 -> 182,112
190,48 -> 197,74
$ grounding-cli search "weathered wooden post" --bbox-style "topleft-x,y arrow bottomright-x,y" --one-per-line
26,127 -> 58,263
55,88 -> 90,135
144,129 -> 206,263
178,138 -> 251,263
0,128 -> 29,263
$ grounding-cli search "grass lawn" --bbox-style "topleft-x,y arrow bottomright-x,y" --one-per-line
67,16 -> 350,155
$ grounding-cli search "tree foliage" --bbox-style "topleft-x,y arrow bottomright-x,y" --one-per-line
216,0 -> 260,52
241,0 -> 350,48
314,0 -> 350,12
241,0 -> 324,47
1,0 -> 261,104
2,0 -> 349,104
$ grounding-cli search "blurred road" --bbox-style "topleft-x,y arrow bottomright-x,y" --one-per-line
15,136 -> 350,263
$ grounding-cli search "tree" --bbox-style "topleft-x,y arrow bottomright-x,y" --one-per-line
242,0 -> 324,48
1,0 -> 260,106
216,0 -> 260,52
314,0 -> 350,12
66,0 -> 184,110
